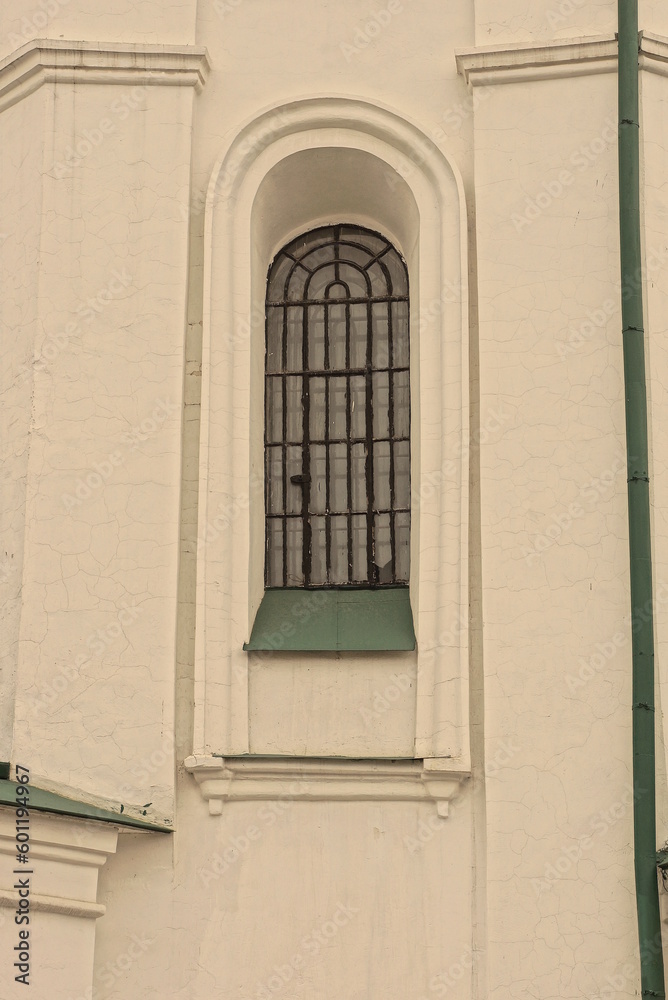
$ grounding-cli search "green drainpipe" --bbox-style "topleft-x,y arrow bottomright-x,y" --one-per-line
618,1 -> 665,994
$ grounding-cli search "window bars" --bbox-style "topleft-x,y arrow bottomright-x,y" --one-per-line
265,224 -> 410,588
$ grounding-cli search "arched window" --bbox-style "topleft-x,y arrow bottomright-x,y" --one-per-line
264,224 -> 410,589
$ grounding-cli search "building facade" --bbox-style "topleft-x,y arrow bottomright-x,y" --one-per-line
2,1 -> 668,998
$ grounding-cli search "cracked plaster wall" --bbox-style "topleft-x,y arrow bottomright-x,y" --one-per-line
8,79 -> 196,820
0,90 -> 46,762
473,0 -> 615,45
0,2 -> 196,61
473,69 -> 642,998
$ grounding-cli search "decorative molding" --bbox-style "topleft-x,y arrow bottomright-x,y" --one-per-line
0,39 -> 210,113
0,810 -> 117,923
0,889 -> 105,920
640,32 -> 668,78
185,756 -> 469,818
456,35 -> 618,86
195,96 -> 470,767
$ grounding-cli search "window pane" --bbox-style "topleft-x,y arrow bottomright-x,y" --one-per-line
266,307 -> 283,372
330,515 -> 348,585
350,376 -> 365,439
373,440 -> 391,510
351,443 -> 366,512
338,262 -> 369,298
367,260 -> 390,298
267,519 -> 283,587
329,442 -> 348,514
266,377 -> 283,443
372,302 -> 389,368
351,514 -> 367,583
374,513 -> 392,583
309,376 -> 326,441
308,305 -> 325,370
382,249 -> 408,297
286,445 -> 303,514
392,301 -> 409,367
328,303 -> 346,370
286,307 -> 303,370
395,512 -> 410,582
328,377 -> 347,440
285,519 -> 303,586
349,303 -> 367,369
267,254 -> 293,304
266,446 -> 284,514
307,262 -> 338,300
285,376 -> 303,442
394,439 -> 410,509
310,516 -> 327,586
310,445 -> 326,514
372,371 -> 390,439
393,370 -> 409,439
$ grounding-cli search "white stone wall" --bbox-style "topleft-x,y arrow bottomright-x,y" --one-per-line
1,2 -> 668,1000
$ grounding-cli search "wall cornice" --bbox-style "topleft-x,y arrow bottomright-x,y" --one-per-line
640,32 -> 668,77
456,34 -> 618,86
0,38 -> 210,113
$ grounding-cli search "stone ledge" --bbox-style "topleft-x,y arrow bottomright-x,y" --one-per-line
456,34 -> 618,86
185,755 -> 469,818
0,38 -> 210,113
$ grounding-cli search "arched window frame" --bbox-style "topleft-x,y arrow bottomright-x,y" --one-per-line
193,98 -> 470,777
263,224 -> 411,591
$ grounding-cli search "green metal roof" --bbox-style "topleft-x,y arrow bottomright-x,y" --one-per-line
0,779 -> 172,833
244,586 -> 416,651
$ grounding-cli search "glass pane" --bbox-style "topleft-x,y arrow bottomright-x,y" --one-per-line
327,303 -> 346,370
351,514 -> 367,583
337,262 -> 369,298
286,445 -> 303,515
350,376 -> 365,439
267,519 -> 283,587
285,376 -> 303,442
394,439 -> 410,509
286,307 -> 303,370
309,377 -> 326,441
349,303 -> 367,369
372,371 -> 390,439
338,243 -> 373,269
395,512 -> 410,582
266,307 -> 283,372
351,443 -> 366,512
372,301 -> 389,368
373,440 -> 391,510
266,377 -> 283,443
374,513 -> 392,583
382,248 -> 408,296
308,305 -> 325,371
392,301 -> 409,367
367,260 -> 390,297
267,254 -> 293,304
296,232 -> 335,264
341,227 -> 387,255
307,262 -> 338,301
285,519 -> 303,586
310,445 -> 326,515
330,515 -> 348,585
286,262 -> 309,302
328,377 -> 347,440
266,446 -> 284,514
393,370 -> 410,439
329,443 -> 348,514
310,516 -> 327,586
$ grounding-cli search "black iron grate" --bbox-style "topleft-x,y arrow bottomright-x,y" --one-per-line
264,224 -> 410,588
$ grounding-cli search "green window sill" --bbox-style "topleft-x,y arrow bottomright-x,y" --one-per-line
243,586 -> 416,652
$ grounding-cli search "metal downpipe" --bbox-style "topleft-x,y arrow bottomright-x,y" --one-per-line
618,1 -> 665,994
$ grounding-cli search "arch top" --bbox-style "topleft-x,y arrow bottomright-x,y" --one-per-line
205,94 -> 466,223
